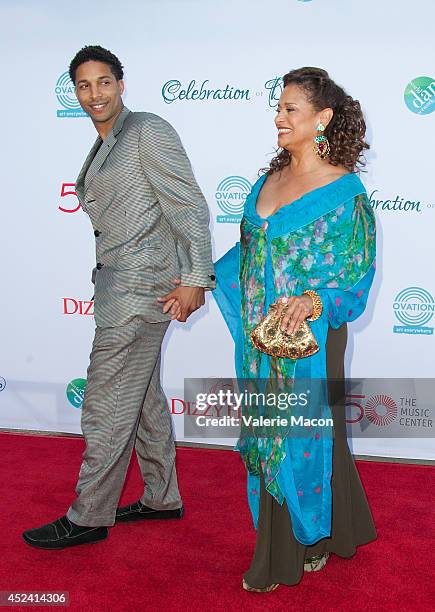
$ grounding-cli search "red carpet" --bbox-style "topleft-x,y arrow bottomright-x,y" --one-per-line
1,433 -> 433,611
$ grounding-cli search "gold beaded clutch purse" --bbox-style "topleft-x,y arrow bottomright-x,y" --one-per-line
250,303 -> 319,360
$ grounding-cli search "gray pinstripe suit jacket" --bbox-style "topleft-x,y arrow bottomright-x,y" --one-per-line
75,106 -> 216,328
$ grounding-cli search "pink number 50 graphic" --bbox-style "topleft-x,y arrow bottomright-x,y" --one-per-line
59,182 -> 80,213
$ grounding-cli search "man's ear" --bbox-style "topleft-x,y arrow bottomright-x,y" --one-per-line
118,79 -> 125,95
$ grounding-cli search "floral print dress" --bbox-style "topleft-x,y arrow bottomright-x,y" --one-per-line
213,173 -> 376,544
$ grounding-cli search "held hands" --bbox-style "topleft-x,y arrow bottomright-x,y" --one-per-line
158,279 -> 205,322
275,295 -> 314,334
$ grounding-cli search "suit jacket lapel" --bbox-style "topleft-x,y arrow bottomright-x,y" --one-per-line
75,136 -> 102,202
84,132 -> 115,192
83,106 -> 131,195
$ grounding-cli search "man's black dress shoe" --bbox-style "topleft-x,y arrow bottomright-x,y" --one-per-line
116,501 -> 184,523
22,516 -> 108,549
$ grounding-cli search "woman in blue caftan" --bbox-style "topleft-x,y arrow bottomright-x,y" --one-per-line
213,67 -> 377,592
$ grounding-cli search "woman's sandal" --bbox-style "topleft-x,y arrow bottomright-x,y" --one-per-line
242,579 -> 279,593
304,552 -> 330,572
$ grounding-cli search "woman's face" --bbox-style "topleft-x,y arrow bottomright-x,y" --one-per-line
275,83 -> 322,153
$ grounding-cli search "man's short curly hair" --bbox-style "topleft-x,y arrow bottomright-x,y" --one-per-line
69,45 -> 124,84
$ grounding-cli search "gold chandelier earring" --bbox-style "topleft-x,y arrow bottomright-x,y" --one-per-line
313,123 -> 330,159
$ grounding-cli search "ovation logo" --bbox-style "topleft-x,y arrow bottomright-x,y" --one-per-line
393,287 -> 435,335
0,377 -> 6,392
162,79 -> 251,104
55,71 -> 87,118
216,176 -> 252,223
404,76 -> 435,115
66,378 -> 87,408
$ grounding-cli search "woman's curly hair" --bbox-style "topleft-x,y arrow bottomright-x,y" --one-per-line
267,67 -> 369,174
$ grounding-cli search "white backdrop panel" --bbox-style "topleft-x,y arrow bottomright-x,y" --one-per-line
0,0 -> 434,459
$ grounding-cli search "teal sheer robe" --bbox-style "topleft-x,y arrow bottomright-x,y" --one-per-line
213,173 -> 376,545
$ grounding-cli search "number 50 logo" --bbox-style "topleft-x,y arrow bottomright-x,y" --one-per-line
59,182 -> 80,213
346,393 -> 398,427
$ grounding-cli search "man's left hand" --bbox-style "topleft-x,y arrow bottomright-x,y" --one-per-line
158,280 -> 205,322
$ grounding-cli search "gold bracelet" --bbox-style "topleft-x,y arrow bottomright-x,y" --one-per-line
303,290 -> 323,321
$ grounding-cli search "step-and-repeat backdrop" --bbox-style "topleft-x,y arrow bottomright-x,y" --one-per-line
1,0 -> 434,459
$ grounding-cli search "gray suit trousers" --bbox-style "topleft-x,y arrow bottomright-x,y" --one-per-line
66,317 -> 182,527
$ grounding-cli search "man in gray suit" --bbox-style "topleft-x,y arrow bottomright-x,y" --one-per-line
23,45 -> 215,549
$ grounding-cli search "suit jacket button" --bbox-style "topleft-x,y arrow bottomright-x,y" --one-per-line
94,230 -> 101,237
96,262 -> 103,270
209,274 -> 216,281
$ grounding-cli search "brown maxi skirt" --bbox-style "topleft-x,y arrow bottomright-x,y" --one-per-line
243,323 -> 377,588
